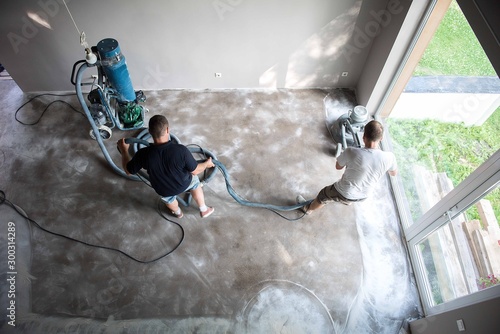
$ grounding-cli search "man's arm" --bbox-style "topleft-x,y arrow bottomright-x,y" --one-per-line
117,138 -> 132,175
388,153 -> 398,176
191,157 -> 215,175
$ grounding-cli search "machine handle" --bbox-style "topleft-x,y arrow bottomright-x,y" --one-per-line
70,60 -> 87,86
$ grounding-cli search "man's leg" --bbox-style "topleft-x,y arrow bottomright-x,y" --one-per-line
161,194 -> 183,218
297,195 -> 323,215
191,187 -> 206,208
307,198 -> 324,212
165,198 -> 180,212
299,185 -> 335,214
191,187 -> 214,218
165,198 -> 183,218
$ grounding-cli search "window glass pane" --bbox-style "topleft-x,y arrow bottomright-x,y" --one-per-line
384,0 -> 500,226
386,113 -> 499,225
417,185 -> 500,307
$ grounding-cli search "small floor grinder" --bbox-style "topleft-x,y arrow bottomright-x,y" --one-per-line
330,105 -> 369,157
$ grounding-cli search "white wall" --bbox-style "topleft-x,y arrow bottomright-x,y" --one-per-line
0,0 -> 399,92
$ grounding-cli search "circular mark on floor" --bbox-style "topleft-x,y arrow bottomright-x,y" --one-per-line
230,279 -> 336,334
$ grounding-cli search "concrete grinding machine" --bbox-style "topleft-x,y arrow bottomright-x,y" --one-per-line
70,37 -> 311,212
72,38 -> 148,180
330,105 -> 370,157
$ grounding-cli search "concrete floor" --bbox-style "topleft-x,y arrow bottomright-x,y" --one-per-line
0,79 -> 420,333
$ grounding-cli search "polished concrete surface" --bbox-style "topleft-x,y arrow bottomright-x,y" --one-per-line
0,79 -> 420,333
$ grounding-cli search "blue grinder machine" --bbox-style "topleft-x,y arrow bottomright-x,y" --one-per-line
72,38 -> 147,180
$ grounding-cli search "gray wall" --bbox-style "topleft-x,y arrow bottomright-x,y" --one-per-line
0,0 -> 401,92
410,297 -> 500,334
457,0 -> 500,76
356,0 -> 414,110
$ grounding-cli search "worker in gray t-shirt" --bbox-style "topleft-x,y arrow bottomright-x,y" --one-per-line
298,120 -> 397,214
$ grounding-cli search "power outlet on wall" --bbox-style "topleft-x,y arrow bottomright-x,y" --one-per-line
456,319 -> 465,332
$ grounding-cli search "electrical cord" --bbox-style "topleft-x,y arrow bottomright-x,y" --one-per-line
0,190 -> 184,263
10,87 -> 307,266
14,94 -> 308,222
15,93 -> 85,126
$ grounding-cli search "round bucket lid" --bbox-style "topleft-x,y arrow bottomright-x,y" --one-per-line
351,105 -> 368,122
96,38 -> 121,59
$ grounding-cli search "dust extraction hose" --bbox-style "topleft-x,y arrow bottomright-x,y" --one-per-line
126,134 -> 313,212
75,62 -> 141,181
76,61 -> 312,212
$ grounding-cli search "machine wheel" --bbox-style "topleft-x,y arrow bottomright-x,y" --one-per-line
89,125 -> 112,140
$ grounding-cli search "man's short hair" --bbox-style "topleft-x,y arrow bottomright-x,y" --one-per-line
363,120 -> 384,142
149,115 -> 169,139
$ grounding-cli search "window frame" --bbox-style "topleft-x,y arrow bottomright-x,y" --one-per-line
375,0 -> 500,315
400,146 -> 499,315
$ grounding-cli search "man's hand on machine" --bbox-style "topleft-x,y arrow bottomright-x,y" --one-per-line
205,157 -> 215,169
117,138 -> 130,155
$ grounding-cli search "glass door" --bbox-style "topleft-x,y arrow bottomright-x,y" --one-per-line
384,0 -> 499,229
407,153 -> 500,314
380,0 -> 500,315
410,181 -> 500,314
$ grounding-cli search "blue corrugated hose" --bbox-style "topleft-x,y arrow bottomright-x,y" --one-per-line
125,135 -> 313,214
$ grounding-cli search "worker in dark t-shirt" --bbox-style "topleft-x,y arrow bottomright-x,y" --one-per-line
117,115 -> 215,218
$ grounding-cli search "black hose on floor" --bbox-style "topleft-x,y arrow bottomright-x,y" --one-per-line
0,190 -> 184,264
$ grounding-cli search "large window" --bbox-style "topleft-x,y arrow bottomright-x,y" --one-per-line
415,185 -> 500,308
381,0 -> 500,315
386,112 -> 499,227
385,0 -> 499,227
406,155 -> 500,314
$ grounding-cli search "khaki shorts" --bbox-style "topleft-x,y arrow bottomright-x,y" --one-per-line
316,184 -> 365,205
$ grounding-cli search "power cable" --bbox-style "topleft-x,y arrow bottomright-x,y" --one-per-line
9,96 -> 310,264
14,93 -> 84,126
0,190 -> 184,264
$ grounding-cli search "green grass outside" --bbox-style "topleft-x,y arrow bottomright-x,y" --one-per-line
387,111 -> 500,222
387,0 -> 499,223
414,0 -> 496,76
386,0 -> 499,304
